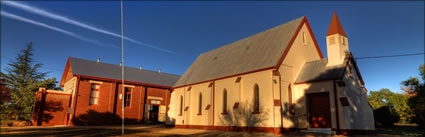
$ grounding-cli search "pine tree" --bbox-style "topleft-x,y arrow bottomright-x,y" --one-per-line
0,42 -> 58,120
402,65 -> 425,128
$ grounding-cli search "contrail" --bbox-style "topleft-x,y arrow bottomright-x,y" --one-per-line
1,10 -> 114,48
2,1 -> 176,54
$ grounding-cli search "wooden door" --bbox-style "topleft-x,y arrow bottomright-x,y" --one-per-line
307,92 -> 332,128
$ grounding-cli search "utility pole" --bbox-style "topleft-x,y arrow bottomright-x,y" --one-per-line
120,0 -> 125,135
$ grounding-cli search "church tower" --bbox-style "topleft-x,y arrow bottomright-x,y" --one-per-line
326,12 -> 349,66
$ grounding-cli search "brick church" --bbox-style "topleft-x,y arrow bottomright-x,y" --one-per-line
32,12 -> 374,134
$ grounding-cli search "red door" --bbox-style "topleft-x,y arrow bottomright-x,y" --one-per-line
307,92 -> 332,128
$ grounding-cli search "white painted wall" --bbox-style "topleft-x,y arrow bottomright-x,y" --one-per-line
338,61 -> 375,130
168,69 -> 275,127
279,23 -> 323,128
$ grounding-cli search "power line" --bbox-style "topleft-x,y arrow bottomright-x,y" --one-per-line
354,53 -> 424,60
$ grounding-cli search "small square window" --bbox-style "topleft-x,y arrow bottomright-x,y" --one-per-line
329,36 -> 336,45
340,97 -> 350,106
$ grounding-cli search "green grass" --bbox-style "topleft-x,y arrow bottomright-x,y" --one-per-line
0,124 -> 423,137
0,120 -> 15,126
375,124 -> 424,137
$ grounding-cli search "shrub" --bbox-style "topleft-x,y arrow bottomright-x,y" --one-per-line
374,106 -> 400,127
408,86 -> 425,129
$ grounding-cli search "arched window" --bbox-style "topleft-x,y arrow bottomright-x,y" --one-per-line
253,84 -> 260,113
179,96 -> 183,115
223,89 -> 227,114
198,93 -> 202,115
288,85 -> 294,114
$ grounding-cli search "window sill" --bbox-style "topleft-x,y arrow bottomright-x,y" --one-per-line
178,114 -> 182,116
197,113 -> 202,116
252,111 -> 260,114
221,112 -> 228,115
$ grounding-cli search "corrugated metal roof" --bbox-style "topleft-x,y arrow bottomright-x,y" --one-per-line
69,57 -> 180,87
295,59 -> 345,83
174,17 -> 305,87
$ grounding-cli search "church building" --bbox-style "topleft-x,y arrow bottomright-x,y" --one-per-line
166,12 -> 375,134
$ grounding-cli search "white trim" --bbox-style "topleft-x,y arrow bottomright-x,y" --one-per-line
124,84 -> 135,88
148,96 -> 163,101
89,80 -> 103,84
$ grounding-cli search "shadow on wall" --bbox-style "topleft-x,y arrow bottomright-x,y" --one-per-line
277,65 -> 347,129
71,110 -> 139,126
166,115 -> 176,126
283,99 -> 307,129
281,80 -> 335,130
280,66 -> 374,133
219,101 -> 269,128
33,101 -> 64,125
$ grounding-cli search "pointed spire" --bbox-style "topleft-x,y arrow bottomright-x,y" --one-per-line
327,11 -> 347,37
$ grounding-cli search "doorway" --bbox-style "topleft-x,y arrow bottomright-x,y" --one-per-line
149,105 -> 159,121
307,92 -> 332,128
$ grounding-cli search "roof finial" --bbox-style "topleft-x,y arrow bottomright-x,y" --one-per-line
327,11 -> 347,37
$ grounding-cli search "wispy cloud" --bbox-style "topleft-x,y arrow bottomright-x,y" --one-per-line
2,1 -> 176,54
1,10 -> 114,48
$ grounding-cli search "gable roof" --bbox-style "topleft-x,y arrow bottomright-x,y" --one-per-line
295,59 -> 345,83
295,53 -> 365,85
327,12 -> 347,37
175,16 -> 312,87
67,57 -> 180,87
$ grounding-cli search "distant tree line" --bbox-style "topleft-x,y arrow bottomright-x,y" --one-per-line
368,64 -> 425,129
0,42 -> 58,122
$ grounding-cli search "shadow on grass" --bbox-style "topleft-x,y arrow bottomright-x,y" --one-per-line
1,128 -> 146,137
376,125 -> 424,137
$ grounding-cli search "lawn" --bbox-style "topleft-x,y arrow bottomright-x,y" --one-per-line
0,124 -> 423,137
374,124 -> 424,137
0,120 -> 15,126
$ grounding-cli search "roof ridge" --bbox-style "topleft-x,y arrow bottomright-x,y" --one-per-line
69,57 -> 180,76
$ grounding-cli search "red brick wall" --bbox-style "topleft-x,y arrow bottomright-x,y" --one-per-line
146,88 -> 170,106
114,85 -> 145,124
33,91 -> 71,126
0,79 -> 10,103
52,77 -> 172,126
71,79 -> 118,125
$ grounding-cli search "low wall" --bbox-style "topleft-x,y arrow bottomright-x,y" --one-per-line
32,88 -> 71,126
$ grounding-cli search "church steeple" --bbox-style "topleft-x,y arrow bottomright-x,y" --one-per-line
326,12 -> 350,66
327,11 -> 347,37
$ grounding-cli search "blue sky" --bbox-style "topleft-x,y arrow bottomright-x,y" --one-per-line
1,1 -> 423,93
